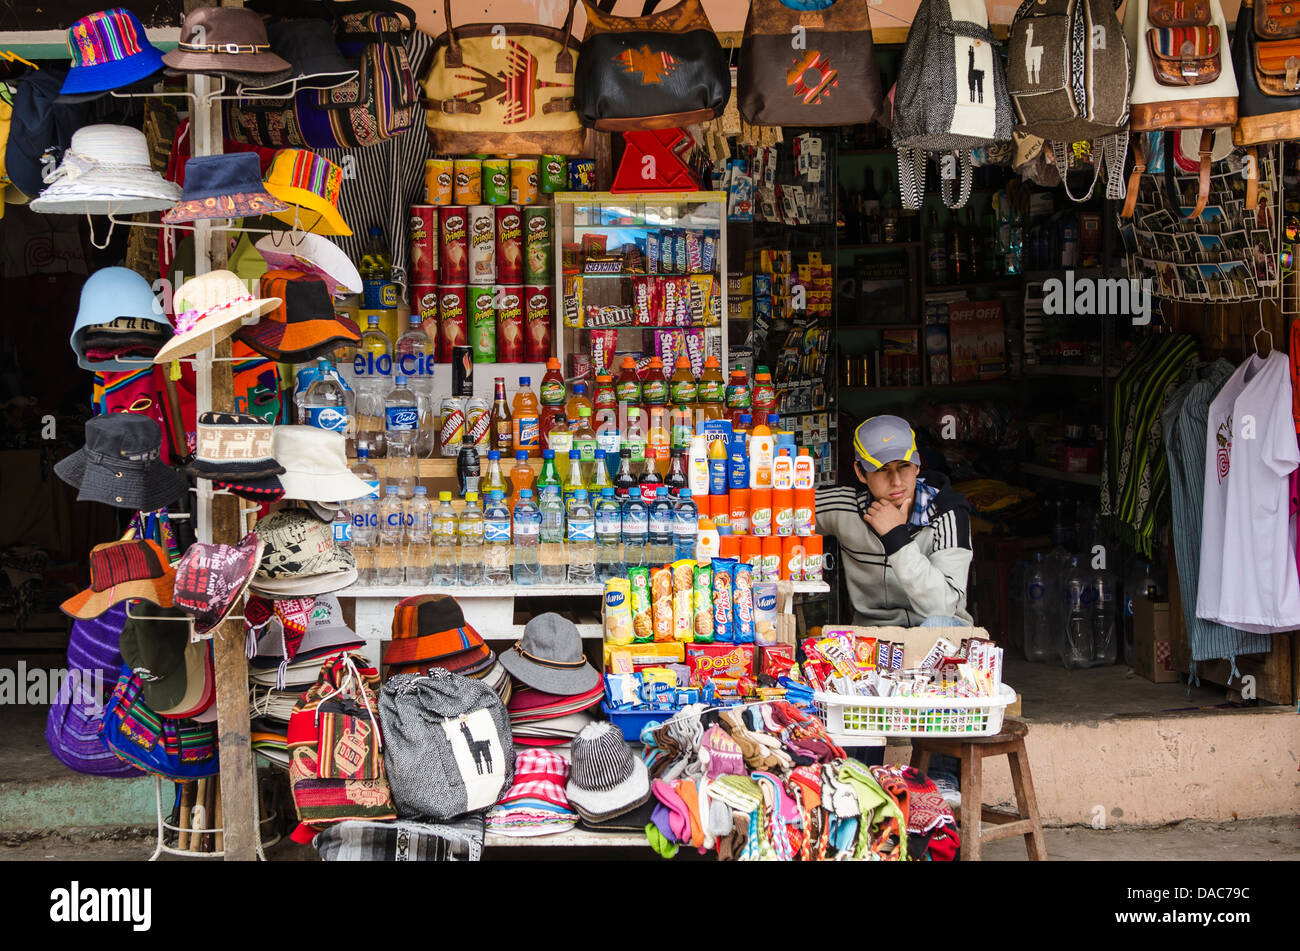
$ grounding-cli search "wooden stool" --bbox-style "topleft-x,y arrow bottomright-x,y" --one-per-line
909,718 -> 1048,862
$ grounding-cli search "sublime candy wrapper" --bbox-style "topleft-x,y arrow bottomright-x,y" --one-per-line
651,565 -> 673,643
672,559 -> 695,643
686,643 -> 755,687
692,565 -> 713,643
628,566 -> 652,643
603,578 -> 633,646
731,562 -> 754,644
711,557 -> 736,643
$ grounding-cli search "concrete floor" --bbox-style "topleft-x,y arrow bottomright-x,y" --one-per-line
1005,654 -> 1233,722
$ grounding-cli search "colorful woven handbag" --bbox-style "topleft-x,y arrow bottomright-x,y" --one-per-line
99,665 -> 220,781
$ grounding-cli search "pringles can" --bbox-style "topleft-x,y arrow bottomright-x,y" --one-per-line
523,206 -> 553,284
468,204 -> 496,285
510,158 -> 539,205
436,284 -> 468,362
568,158 -> 596,191
494,285 -> 525,362
453,158 -> 482,203
468,285 -> 496,363
425,159 -> 453,204
540,154 -> 568,193
411,284 -> 438,340
409,205 -> 438,285
495,205 -> 524,284
524,284 -> 552,363
482,158 -> 511,205
438,206 -> 468,284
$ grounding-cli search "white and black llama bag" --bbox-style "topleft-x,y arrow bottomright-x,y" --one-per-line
378,669 -> 514,820
892,0 -> 1014,209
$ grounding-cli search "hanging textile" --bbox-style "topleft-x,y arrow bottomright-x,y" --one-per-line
1163,361 -> 1271,673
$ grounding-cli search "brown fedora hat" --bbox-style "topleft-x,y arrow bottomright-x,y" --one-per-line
162,7 -> 290,80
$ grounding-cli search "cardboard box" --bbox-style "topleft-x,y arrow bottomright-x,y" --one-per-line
1134,600 -> 1177,683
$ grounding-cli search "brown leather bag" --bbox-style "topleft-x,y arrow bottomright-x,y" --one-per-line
737,0 -> 881,127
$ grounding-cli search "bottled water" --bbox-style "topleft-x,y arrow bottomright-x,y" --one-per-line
1123,560 -> 1157,668
647,486 -> 675,565
622,487 -> 648,570
512,489 -> 541,585
385,374 -> 419,498
1022,553 -> 1055,664
432,490 -> 458,585
354,315 -> 392,457
394,314 -> 436,457
303,357 -> 351,435
458,492 -> 484,586
377,486 -> 405,586
538,491 -> 567,584
404,487 -> 434,585
567,489 -> 596,585
595,487 -> 623,582
1090,568 -> 1117,666
483,490 -> 513,585
350,449 -> 380,586
673,488 -> 698,561
1061,557 -> 1093,668
331,501 -> 353,560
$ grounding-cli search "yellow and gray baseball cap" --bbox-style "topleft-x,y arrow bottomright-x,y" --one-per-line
853,415 -> 918,471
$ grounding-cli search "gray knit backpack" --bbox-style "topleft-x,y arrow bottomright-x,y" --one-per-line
892,0 -> 1014,210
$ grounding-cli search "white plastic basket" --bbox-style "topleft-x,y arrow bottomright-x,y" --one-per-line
813,683 -> 1016,739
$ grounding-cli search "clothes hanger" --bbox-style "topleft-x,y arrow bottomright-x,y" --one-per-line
1253,299 -> 1272,358
0,50 -> 39,70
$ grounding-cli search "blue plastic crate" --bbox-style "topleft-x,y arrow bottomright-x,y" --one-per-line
601,702 -> 674,742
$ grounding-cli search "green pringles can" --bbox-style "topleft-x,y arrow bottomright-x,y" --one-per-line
467,284 -> 496,362
482,158 -> 511,205
539,154 -> 568,194
523,206 -> 553,285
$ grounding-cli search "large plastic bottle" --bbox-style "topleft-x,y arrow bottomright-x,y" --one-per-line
432,490 -> 458,585
508,450 -> 534,511
377,485 -> 405,586
595,487 -> 623,581
540,357 -> 566,407
615,355 -> 642,408
1061,557 -> 1094,668
590,449 -> 614,497
546,412 -> 572,482
622,486 -> 648,570
670,355 -> 697,409
401,487 -> 431,585
593,374 -> 621,479
538,491 -> 566,584
360,224 -> 393,307
725,363 -> 752,428
512,489 -> 541,585
394,312 -> 435,456
1022,553 -> 1055,663
458,491 -> 484,586
697,355 -> 725,421
572,407 -> 597,486
536,448 -> 562,502
646,404 -> 671,478
648,486 -> 675,565
1090,568 -> 1118,666
512,376 -> 540,457
355,314 -> 392,456
351,450 -> 380,586
614,447 -> 638,498
673,488 -> 698,561
665,448 -> 688,497
385,374 -> 419,497
567,382 -> 593,423
483,450 -> 508,498
483,489 -> 513,585
752,366 -> 777,427
567,489 -> 596,585
624,407 -> 647,475
563,449 -> 586,506
303,357 -> 351,435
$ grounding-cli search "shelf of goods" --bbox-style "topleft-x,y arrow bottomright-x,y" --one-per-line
340,581 -> 830,642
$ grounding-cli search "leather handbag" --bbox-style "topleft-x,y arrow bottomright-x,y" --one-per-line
575,0 -> 730,131
737,0 -> 881,128
1233,0 -> 1300,145
422,0 -> 585,154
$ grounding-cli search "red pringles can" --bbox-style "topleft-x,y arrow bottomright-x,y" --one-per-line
524,283 -> 552,363
409,205 -> 438,285
411,283 -> 438,341
494,284 -> 525,363
438,205 -> 468,284
495,205 -> 524,284
437,285 -> 468,362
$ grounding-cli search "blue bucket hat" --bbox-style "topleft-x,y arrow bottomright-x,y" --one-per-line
60,8 -> 166,97
71,267 -> 173,371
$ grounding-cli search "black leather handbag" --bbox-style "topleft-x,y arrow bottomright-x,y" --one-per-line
1233,0 -> 1300,145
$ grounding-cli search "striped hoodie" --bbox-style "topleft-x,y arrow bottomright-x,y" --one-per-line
815,471 -> 973,627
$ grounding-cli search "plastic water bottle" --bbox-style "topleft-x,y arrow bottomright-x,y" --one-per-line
648,486 -> 675,564
1061,557 -> 1093,668
538,491 -> 567,584
458,492 -> 484,586
622,487 -> 648,570
1090,568 -> 1117,666
378,486 -> 405,586
673,488 -> 698,561
513,489 -> 541,585
483,490 -> 513,585
567,489 -> 596,584
385,375 -> 419,498
595,486 -> 623,582
303,357 -> 351,435
431,490 -> 457,585
1123,560 -> 1157,668
1022,553 -> 1054,664
331,501 -> 353,563
404,487 -> 433,585
355,314 -> 392,457
394,313 -> 436,457
350,449 -> 380,586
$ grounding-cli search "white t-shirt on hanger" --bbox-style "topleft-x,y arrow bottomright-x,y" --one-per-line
1196,350 -> 1300,634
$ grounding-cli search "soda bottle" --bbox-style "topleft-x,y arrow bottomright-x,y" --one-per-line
385,375 -> 419,497
547,412 -> 573,482
455,491 -> 483,586
665,448 -> 688,497
573,406 -> 597,484
458,444 -> 481,497
621,486 -> 648,570
395,312 -> 435,455
641,356 -> 668,406
625,406 -> 647,475
616,355 -> 642,408
566,382 -> 593,423
431,490 -> 457,585
490,376 -> 513,457
725,364 -> 751,427
512,375 -> 541,457
594,372 -> 617,411
508,450 -> 535,511
483,489 -> 513,585
595,486 -> 623,581
670,403 -> 693,453
567,489 -> 596,584
377,485 -> 406,586
614,447 -> 638,498
303,357 -> 351,435
752,366 -> 777,427
669,355 -> 697,408
405,487 -> 435,585
697,355 -> 725,422
360,225 -> 393,309
355,314 -> 392,456
536,448 -> 562,502
595,408 -> 621,481
673,488 -> 698,561
563,449 -> 586,506
512,489 -> 542,585
590,448 -> 614,496
540,356 -> 565,407
646,404 -> 670,477
540,404 -> 567,460
648,486 -> 675,565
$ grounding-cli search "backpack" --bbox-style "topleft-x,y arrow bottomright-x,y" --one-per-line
1005,0 -> 1131,202
1233,0 -> 1300,151
892,0 -> 1014,210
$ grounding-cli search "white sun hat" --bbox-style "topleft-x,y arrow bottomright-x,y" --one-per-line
30,124 -> 181,215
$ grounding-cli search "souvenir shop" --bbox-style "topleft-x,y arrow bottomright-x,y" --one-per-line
1,0 -> 1297,864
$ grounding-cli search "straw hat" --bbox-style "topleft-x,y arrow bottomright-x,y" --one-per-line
152,269 -> 281,364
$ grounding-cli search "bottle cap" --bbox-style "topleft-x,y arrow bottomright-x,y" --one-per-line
367,314 -> 379,326
675,355 -> 691,368
622,355 -> 635,367
415,486 -> 427,495
602,487 -> 615,497
680,488 -> 692,499
386,485 -> 399,494
547,357 -> 561,369
630,487 -> 641,498
489,450 -> 500,460
520,489 -> 533,499
466,491 -> 479,502
575,489 -> 588,499
595,449 -> 606,458
438,491 -> 451,501
543,449 -> 555,458
574,383 -> 586,394
490,489 -> 503,500
520,376 -> 531,385
516,450 -> 527,460
357,448 -> 369,459
569,449 -> 580,458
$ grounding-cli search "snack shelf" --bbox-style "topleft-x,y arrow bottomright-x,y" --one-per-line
566,272 -> 717,279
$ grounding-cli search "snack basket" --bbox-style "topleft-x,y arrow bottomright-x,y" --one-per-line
813,683 -> 1015,738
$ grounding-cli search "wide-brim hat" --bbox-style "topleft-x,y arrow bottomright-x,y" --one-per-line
60,8 -> 166,96
182,411 -> 284,481
250,507 -> 357,596
244,19 -> 358,96
29,123 -> 182,215
264,148 -> 351,236
162,6 -> 291,78
71,267 -> 173,371
498,612 -> 600,695
214,472 -> 285,501
565,720 -> 651,822
255,232 -> 362,298
152,269 -> 281,364
383,594 -> 492,670
273,426 -> 371,503
54,413 -> 187,511
172,533 -> 264,636
162,152 -> 289,224
248,568 -> 356,598
236,269 -> 359,362
60,539 -> 175,619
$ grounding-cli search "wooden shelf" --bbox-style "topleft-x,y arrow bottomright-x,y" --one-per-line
1020,463 -> 1103,486
356,457 -> 459,478
837,242 -> 919,253
1023,365 -> 1119,379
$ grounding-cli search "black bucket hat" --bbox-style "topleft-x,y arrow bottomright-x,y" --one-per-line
54,413 -> 188,511
246,19 -> 359,96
